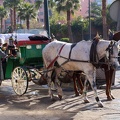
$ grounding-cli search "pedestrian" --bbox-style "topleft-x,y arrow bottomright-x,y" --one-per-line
0,39 -> 8,86
0,38 -> 3,49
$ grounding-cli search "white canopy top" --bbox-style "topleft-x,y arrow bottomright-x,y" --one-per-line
0,33 -> 34,44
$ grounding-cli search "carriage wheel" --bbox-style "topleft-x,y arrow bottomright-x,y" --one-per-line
11,67 -> 28,95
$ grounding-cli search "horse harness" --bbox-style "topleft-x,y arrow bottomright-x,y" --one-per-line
47,39 -> 118,69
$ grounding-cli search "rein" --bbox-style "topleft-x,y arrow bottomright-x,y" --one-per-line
47,44 -> 65,69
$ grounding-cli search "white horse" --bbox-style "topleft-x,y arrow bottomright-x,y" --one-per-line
42,39 -> 120,107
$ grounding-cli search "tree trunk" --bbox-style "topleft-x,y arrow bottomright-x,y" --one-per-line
1,18 -> 2,33
102,0 -> 107,39
67,10 -> 73,43
13,6 -> 16,31
26,17 -> 29,29
10,8 -> 13,32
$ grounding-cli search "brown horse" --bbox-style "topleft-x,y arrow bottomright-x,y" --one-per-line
73,60 -> 115,101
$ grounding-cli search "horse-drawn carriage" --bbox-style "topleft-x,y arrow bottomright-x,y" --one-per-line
0,29 -> 50,95
1,30 -> 120,107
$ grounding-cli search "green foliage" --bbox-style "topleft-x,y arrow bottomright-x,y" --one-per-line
50,17 -> 89,41
60,38 -> 69,42
0,6 -> 7,18
0,6 -> 7,33
17,2 -> 37,20
17,2 -> 37,29
5,26 -> 13,33
34,0 -> 43,10
50,23 -> 68,39
55,0 -> 80,14
49,9 -> 66,24
91,2 -> 102,17
3,0 -> 23,8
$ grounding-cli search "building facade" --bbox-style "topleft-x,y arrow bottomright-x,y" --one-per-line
79,0 -> 115,17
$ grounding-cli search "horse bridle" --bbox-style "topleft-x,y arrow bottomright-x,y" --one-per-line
106,40 -> 119,62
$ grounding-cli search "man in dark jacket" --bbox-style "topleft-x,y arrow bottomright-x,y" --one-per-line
0,39 -> 8,86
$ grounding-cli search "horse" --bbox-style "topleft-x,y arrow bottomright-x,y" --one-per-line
42,39 -> 120,107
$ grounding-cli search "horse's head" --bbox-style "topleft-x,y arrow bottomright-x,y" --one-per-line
106,40 -> 120,69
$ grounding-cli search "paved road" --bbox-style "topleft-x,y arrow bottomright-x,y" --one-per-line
0,70 -> 120,120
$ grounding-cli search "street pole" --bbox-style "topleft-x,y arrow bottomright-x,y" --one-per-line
44,0 -> 50,38
89,0 -> 91,40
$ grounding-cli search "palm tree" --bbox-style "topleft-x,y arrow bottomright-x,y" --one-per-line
91,2 -> 101,18
3,0 -> 22,32
0,6 -> 7,33
102,0 -> 107,39
17,2 -> 37,29
34,0 -> 43,10
55,0 -> 80,42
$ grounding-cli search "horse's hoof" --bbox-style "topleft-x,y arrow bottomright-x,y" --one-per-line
79,91 -> 83,95
98,101 -> 103,108
107,97 -> 112,101
58,95 -> 62,100
111,95 -> 115,99
84,99 -> 90,103
75,93 -> 79,97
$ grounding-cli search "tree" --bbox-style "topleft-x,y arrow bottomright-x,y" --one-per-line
90,2 -> 116,37
91,2 -> 101,18
0,6 -> 7,33
34,0 -> 43,10
55,0 -> 81,42
102,0 -> 107,39
3,0 -> 22,32
17,2 -> 37,29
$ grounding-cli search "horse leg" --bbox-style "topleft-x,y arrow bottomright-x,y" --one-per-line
73,72 -> 80,96
104,67 -> 114,100
47,71 -> 54,100
105,69 -> 112,100
108,68 -> 115,99
82,79 -> 90,103
54,68 -> 63,100
86,69 -> 103,107
77,73 -> 84,95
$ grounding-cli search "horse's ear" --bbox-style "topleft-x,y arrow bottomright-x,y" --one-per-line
96,32 -> 100,38
51,33 -> 55,39
51,33 -> 57,41
93,32 -> 100,40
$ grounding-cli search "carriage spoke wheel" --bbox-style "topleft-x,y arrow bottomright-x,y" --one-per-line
11,67 -> 28,95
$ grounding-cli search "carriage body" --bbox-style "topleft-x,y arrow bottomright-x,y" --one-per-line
0,30 -> 50,95
5,40 -> 49,79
